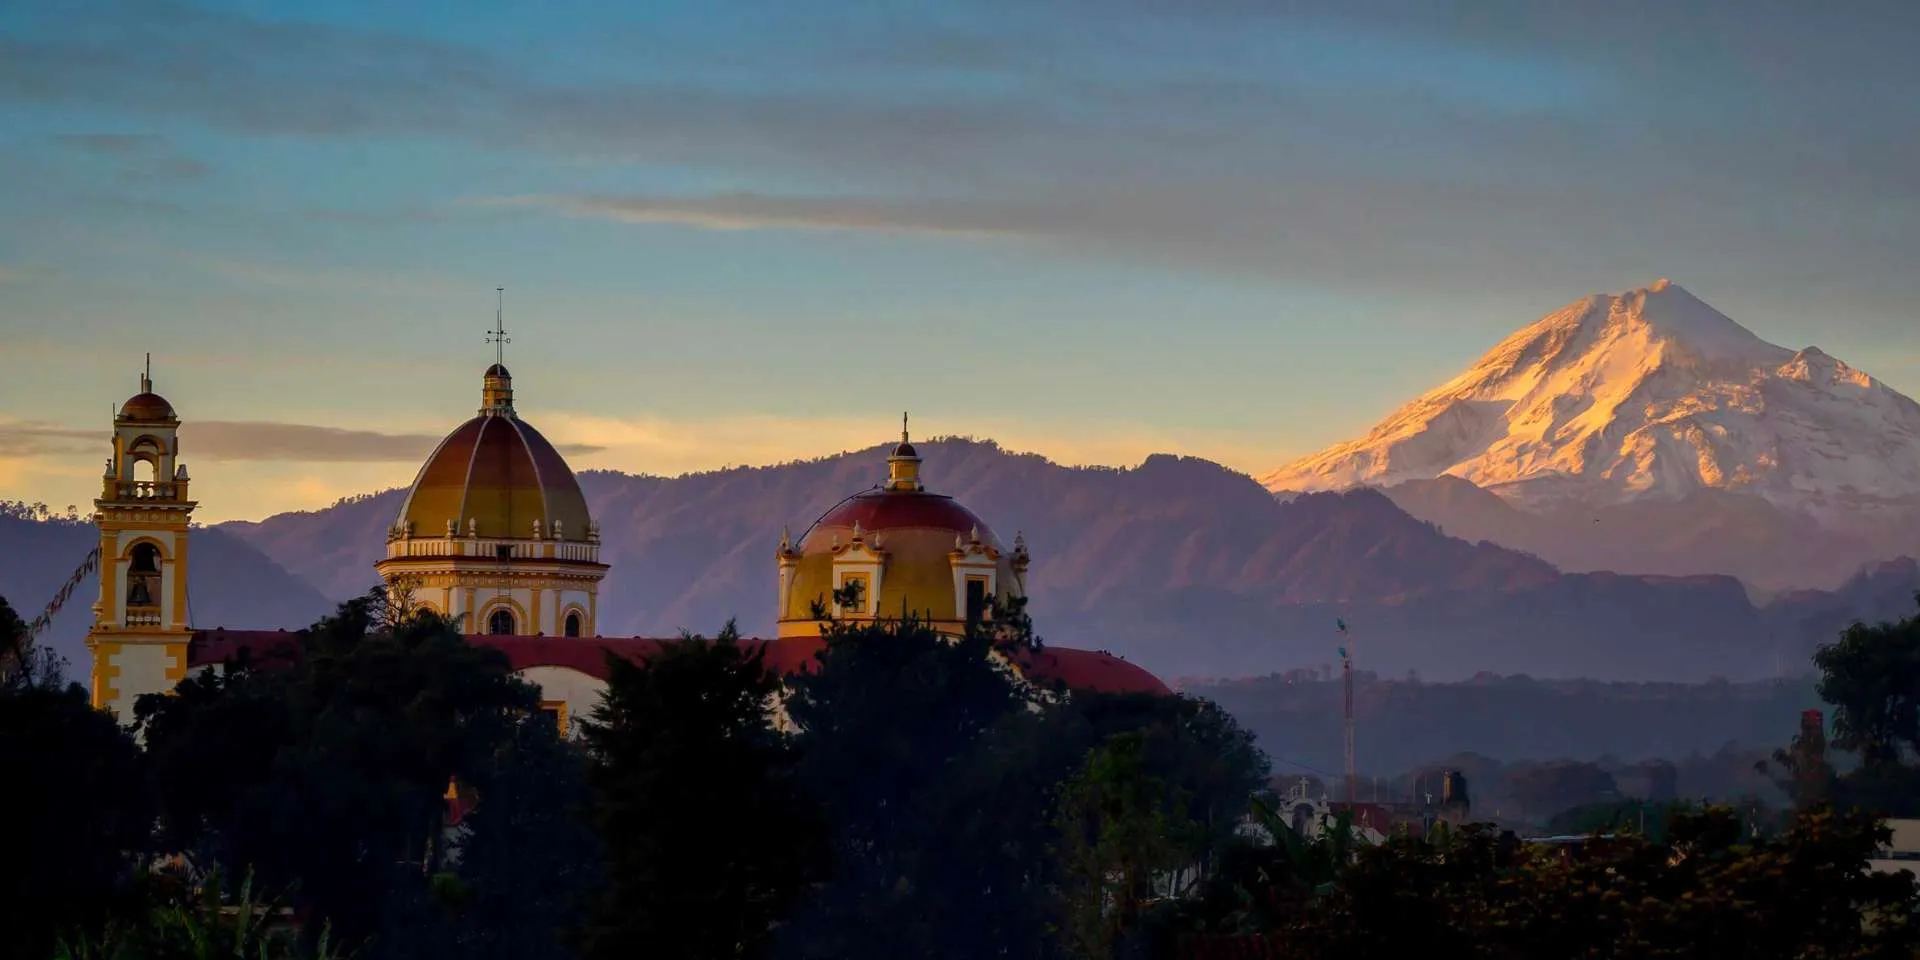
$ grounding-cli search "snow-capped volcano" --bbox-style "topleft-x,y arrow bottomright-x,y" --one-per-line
1261,280 -> 1920,512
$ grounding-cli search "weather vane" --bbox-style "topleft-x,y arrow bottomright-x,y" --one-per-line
485,287 -> 509,365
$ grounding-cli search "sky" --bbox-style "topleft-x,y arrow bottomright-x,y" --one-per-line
2,0 -> 1918,522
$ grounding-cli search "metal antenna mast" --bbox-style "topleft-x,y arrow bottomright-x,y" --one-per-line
486,287 -> 509,365
1337,618 -> 1357,806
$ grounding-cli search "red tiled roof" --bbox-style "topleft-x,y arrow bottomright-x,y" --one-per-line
189,629 -> 304,670
1016,646 -> 1171,696
189,630 -> 1168,695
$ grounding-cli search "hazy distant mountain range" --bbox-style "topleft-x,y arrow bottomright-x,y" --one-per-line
205,438 -> 1920,683
1263,281 -> 1920,588
7,282 -> 1918,683
7,439 -> 1916,685
1,514 -> 333,676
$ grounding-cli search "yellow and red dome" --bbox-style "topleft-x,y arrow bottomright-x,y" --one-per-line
778,488 -> 1020,624
393,368 -> 593,542
777,421 -> 1031,634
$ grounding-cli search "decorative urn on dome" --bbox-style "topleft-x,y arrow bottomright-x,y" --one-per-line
776,416 -> 1029,639
374,362 -> 608,639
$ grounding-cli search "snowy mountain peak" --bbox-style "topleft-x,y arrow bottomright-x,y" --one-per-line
1504,279 -> 1786,372
1261,282 -> 1920,512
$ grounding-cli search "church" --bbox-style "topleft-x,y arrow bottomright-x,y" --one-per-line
83,353 -> 1170,730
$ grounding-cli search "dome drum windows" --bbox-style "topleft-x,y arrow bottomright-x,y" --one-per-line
827,524 -> 886,619
949,529 -> 999,625
964,575 -> 991,623
834,572 -> 873,618
486,606 -> 518,636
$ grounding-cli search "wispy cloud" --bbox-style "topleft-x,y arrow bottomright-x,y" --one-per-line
52,133 -> 166,156
0,419 -> 599,465
0,421 -> 100,458
477,193 -> 1027,238
3,0 -> 1919,312
0,264 -> 52,286
165,250 -> 468,299
50,131 -> 208,183
180,421 -> 602,463
7,406 -> 1294,522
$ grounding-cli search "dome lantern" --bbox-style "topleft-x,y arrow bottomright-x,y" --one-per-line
481,288 -> 514,416
886,411 -> 923,491
481,364 -> 514,416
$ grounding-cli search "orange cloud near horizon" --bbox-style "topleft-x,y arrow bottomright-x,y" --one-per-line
2,411 -> 1288,523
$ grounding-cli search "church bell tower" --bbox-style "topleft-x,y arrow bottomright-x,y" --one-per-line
86,358 -> 197,722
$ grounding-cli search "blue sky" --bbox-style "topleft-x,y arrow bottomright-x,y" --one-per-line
3,0 -> 1918,520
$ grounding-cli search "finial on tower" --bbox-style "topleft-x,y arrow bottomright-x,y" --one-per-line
902,411 -> 910,445
141,352 -> 152,393
486,287 -> 511,366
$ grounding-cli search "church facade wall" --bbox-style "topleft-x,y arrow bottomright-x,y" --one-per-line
515,664 -> 608,736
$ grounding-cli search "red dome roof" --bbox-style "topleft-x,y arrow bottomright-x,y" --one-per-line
118,392 -> 176,421
810,490 -> 999,547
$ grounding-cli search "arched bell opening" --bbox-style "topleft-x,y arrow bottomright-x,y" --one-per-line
124,542 -> 163,623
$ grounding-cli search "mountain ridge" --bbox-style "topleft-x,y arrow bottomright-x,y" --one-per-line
191,438 -> 1920,682
1260,281 -> 1920,513
0,513 -> 335,674
9,439 -> 1917,682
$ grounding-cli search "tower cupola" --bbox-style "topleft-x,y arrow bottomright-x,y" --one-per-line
885,412 -> 923,492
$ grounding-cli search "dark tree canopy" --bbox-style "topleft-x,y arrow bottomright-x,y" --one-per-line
437,713 -> 601,960
1259,807 -> 1919,960
133,591 -> 541,952
1817,594 -> 1920,767
1,681 -> 153,960
579,622 -> 821,960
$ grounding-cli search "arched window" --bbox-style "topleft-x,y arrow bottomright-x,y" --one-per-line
126,543 -> 161,608
964,576 -> 990,623
487,608 -> 516,635
563,612 -> 582,638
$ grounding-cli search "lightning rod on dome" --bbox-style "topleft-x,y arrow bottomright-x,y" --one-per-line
486,287 -> 510,366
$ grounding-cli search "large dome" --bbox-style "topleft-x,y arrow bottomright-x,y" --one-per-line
394,369 -> 592,542
778,426 -> 1028,634
779,488 -> 1021,624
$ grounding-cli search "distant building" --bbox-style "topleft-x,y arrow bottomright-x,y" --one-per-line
84,354 -> 1171,725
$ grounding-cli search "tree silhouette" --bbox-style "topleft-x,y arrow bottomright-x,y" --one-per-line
578,623 -> 820,960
